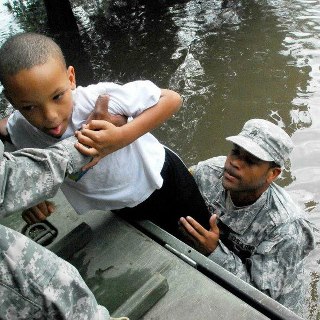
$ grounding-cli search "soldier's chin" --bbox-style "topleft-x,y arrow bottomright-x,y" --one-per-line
222,177 -> 233,191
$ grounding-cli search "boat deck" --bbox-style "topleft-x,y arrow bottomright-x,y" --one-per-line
1,190 -> 302,320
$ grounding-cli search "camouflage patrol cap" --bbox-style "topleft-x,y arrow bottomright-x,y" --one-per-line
226,119 -> 293,167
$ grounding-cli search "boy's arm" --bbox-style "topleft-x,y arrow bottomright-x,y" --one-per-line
117,88 -> 182,141
76,89 -> 182,169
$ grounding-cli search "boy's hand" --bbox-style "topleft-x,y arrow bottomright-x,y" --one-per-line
22,201 -> 55,225
75,121 -> 126,170
74,95 -> 128,170
179,214 -> 220,256
75,89 -> 181,171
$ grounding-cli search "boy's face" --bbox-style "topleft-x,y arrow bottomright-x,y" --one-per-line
4,57 -> 76,138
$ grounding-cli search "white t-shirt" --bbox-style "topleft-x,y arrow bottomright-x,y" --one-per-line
7,80 -> 165,214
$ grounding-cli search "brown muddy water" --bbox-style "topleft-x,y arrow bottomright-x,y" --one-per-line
1,0 -> 320,318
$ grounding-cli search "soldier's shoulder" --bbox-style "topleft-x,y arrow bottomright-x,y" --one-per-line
193,156 -> 226,173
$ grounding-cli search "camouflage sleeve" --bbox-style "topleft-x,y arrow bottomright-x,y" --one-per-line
45,246 -> 110,319
0,224 -> 110,319
0,137 -> 89,217
208,219 -> 315,315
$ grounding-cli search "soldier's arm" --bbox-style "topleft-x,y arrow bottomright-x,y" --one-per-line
47,249 -> 110,318
0,223 -> 110,319
207,222 -> 314,314
0,136 -> 89,217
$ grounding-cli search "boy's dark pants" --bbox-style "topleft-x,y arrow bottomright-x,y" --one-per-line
115,147 -> 211,238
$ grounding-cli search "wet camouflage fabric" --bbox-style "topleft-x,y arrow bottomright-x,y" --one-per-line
192,156 -> 315,316
0,224 -> 109,319
0,137 -> 88,217
0,139 -> 109,319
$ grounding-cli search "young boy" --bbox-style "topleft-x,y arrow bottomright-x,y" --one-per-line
0,32 -> 210,236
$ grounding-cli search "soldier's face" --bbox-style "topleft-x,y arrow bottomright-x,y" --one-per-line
223,144 -> 278,195
4,57 -> 76,138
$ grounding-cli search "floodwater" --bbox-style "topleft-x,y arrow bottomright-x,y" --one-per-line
1,0 -> 320,318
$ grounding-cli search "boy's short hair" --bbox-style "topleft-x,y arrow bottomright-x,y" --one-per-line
0,32 -> 66,85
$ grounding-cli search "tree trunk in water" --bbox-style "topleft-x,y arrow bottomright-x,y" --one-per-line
43,0 -> 78,32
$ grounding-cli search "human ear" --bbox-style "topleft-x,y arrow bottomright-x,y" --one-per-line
67,66 -> 76,89
266,167 -> 281,184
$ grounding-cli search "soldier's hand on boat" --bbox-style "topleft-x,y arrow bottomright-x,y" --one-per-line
22,200 -> 55,225
179,214 -> 220,256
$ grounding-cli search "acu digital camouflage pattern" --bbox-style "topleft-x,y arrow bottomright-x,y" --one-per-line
0,224 -> 109,319
226,119 -> 294,167
192,156 -> 315,317
0,136 -> 88,217
0,139 -> 110,319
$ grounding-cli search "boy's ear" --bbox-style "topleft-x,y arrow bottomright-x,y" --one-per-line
67,66 -> 76,89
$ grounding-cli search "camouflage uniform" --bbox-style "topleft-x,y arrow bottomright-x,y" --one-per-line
192,155 -> 315,316
0,136 -> 88,217
0,137 -> 110,319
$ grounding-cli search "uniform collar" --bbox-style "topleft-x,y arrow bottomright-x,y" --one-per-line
217,187 -> 269,235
